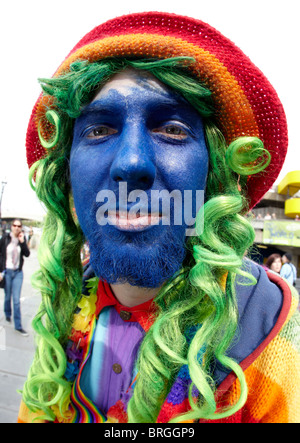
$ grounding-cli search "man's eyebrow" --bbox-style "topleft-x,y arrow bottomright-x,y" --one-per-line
149,100 -> 191,113
80,100 -> 119,116
148,99 -> 201,123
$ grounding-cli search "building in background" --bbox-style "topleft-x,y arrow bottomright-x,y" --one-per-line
249,170 -> 300,287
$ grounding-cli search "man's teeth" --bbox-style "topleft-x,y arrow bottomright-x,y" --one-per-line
109,212 -> 161,229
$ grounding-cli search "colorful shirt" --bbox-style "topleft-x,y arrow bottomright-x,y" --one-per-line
63,278 -> 157,423
77,281 -> 155,414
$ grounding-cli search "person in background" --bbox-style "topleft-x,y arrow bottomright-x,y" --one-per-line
280,253 -> 297,286
27,227 -> 34,247
265,253 -> 282,274
0,219 -> 30,336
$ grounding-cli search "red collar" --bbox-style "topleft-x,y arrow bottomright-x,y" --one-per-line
96,280 -> 157,332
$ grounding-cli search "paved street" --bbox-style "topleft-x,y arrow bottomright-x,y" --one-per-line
0,249 -> 41,423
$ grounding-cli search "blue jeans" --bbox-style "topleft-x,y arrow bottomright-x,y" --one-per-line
4,269 -> 24,330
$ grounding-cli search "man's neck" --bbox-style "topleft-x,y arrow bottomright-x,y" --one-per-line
110,282 -> 161,307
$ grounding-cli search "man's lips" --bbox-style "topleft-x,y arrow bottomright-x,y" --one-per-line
107,210 -> 163,231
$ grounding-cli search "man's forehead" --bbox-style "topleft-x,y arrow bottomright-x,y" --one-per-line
92,68 -> 169,102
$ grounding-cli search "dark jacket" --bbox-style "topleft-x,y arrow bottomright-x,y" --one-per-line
0,233 -> 30,274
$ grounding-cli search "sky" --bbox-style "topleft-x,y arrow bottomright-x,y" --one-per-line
0,0 -> 299,220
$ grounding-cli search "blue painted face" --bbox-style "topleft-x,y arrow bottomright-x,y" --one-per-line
70,69 -> 209,288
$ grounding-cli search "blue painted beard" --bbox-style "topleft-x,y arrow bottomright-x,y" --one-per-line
87,222 -> 186,288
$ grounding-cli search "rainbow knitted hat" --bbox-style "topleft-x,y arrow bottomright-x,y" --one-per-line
26,11 -> 288,209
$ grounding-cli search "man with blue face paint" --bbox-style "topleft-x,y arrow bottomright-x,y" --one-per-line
70,68 -> 209,296
19,12 -> 300,424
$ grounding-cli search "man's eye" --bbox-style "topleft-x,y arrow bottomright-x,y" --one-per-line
153,125 -> 188,140
86,126 -> 117,139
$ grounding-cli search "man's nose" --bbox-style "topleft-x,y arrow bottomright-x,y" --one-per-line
110,137 -> 156,191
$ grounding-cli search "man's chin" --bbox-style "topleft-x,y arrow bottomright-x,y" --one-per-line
88,226 -> 186,288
